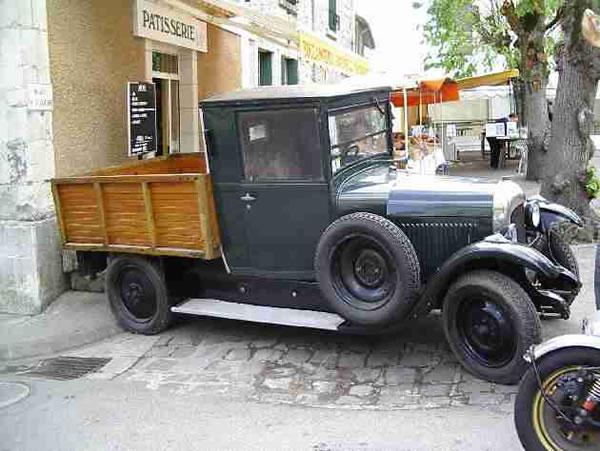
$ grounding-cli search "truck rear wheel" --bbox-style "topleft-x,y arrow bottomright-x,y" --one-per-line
315,212 -> 421,327
442,270 -> 541,384
106,255 -> 173,335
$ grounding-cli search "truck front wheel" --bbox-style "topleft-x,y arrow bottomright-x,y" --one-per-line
106,255 -> 173,335
442,270 -> 541,384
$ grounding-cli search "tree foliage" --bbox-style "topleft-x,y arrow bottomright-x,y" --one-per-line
418,0 -> 563,79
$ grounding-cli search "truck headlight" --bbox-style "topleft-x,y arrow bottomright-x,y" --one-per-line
526,202 -> 541,229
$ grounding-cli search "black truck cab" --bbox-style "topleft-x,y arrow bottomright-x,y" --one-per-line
202,85 -> 392,280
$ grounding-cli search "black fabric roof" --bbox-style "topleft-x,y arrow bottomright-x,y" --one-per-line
201,84 -> 391,104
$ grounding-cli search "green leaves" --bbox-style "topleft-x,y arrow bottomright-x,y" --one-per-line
422,0 -> 493,77
515,0 -> 562,18
421,0 -> 561,78
584,166 -> 600,198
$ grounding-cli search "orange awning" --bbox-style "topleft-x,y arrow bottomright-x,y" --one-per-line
391,78 -> 459,108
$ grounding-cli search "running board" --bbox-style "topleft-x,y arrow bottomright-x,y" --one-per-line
171,299 -> 345,331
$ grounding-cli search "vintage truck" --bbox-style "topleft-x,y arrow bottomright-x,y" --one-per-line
52,84 -> 582,384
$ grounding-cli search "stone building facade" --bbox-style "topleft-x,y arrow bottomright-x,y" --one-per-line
236,0 -> 363,85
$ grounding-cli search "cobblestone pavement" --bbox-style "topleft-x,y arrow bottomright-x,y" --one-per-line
62,314 -> 517,411
7,245 -> 596,414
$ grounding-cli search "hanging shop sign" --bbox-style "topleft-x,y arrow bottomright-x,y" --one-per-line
299,32 -> 369,75
127,82 -> 157,156
133,0 -> 207,52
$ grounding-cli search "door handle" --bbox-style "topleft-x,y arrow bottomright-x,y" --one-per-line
240,193 -> 256,202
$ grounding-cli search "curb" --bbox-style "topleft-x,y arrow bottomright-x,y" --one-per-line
0,291 -> 123,363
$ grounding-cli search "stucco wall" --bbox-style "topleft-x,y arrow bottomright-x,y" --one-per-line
48,0 -> 146,176
197,24 -> 242,101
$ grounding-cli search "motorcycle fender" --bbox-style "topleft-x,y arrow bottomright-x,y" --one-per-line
421,239 -> 580,310
527,335 -> 600,362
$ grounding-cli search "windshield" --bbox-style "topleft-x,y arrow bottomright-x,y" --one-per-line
328,104 -> 390,174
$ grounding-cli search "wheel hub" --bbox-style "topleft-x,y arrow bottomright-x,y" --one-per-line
119,268 -> 157,320
458,298 -> 516,368
538,369 -> 600,449
333,234 -> 397,308
354,249 -> 386,288
470,309 -> 505,351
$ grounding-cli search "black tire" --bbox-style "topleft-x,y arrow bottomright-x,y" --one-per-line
549,230 -> 579,278
315,212 -> 420,327
442,270 -> 541,384
534,230 -> 579,278
515,347 -> 600,451
106,255 -> 174,335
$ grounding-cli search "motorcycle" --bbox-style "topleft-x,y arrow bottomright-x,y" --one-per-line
514,244 -> 600,450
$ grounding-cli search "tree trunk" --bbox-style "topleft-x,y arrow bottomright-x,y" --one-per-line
522,81 -> 549,181
541,1 -> 600,216
516,27 -> 550,182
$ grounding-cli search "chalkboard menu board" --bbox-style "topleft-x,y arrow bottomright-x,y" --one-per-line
128,82 -> 157,155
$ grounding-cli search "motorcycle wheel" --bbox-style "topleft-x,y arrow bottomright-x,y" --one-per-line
514,347 -> 600,451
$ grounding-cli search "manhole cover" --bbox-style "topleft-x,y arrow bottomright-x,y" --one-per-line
18,357 -> 111,381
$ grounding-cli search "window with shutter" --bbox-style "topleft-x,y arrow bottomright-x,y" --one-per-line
328,0 -> 337,32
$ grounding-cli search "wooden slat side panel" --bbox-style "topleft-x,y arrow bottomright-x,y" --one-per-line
193,175 -> 222,259
57,183 -> 104,244
102,183 -> 151,246
85,153 -> 207,177
141,182 -> 156,248
150,181 -> 204,250
205,176 -> 222,249
51,183 -> 66,244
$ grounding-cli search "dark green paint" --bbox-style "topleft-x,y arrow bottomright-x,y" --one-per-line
202,87 -> 504,282
258,51 -> 272,86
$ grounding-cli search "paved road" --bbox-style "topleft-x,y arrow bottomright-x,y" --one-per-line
0,245 -> 597,450
0,377 -> 520,450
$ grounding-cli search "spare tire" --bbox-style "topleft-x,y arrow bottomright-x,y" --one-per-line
315,212 -> 421,327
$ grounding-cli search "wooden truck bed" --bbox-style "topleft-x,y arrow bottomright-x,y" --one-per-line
51,153 -> 221,259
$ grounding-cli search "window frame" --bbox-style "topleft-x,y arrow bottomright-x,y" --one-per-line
258,50 -> 273,86
151,50 -> 181,155
326,101 -> 393,176
328,0 -> 339,32
281,57 -> 299,85
236,106 -> 325,183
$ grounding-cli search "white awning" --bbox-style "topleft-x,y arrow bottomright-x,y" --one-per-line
459,86 -> 512,100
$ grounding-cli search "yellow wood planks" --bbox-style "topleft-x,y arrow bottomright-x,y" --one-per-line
51,172 -> 221,259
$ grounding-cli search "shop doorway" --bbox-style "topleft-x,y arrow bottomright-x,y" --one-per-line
152,51 -> 180,155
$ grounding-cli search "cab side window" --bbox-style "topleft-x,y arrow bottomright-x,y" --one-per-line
238,108 -> 323,181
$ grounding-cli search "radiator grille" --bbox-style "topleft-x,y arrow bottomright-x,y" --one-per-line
397,220 -> 479,278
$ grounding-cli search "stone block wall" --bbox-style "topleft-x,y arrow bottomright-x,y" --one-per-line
0,0 -> 66,314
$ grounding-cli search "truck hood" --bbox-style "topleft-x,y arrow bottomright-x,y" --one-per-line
336,164 -> 497,219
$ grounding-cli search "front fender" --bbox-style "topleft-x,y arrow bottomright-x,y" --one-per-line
527,335 -> 600,362
528,195 -> 583,232
420,238 -> 580,310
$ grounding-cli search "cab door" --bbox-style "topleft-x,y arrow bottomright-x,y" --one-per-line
237,107 -> 331,279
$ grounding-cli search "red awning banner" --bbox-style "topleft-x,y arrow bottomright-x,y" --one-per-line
391,78 -> 460,108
